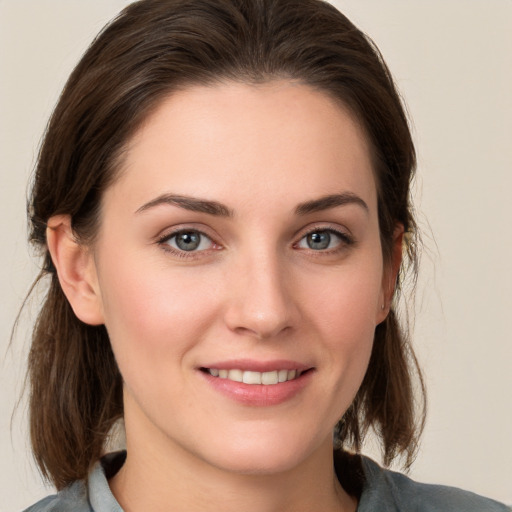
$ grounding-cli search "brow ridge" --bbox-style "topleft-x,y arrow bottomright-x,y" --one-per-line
135,194 -> 233,217
295,193 -> 369,216
136,192 -> 367,217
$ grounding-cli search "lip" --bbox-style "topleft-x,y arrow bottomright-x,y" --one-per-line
198,359 -> 314,406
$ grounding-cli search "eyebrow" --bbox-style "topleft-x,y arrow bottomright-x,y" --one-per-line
295,193 -> 369,216
135,191 -> 368,217
135,194 -> 233,217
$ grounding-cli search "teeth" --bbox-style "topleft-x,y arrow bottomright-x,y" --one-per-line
243,371 -> 261,384
207,368 -> 303,385
278,369 -> 288,382
261,371 -> 278,385
228,369 -> 243,382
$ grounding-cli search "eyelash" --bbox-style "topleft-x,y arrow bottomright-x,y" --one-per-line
156,225 -> 354,259
156,229 -> 219,259
294,226 -> 355,253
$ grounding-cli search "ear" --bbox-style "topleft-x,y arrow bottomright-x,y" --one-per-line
46,215 -> 104,325
376,224 -> 404,324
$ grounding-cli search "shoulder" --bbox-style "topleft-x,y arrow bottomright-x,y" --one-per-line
21,452 -> 126,512
359,456 -> 511,512
21,480 -> 90,512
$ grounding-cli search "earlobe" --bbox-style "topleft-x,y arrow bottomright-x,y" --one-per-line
46,215 -> 104,326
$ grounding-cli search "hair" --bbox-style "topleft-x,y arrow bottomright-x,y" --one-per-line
26,0 -> 425,490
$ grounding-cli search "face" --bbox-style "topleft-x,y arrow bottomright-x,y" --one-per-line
90,81 -> 391,474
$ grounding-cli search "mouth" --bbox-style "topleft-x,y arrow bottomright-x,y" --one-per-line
200,368 -> 308,385
199,363 -> 314,406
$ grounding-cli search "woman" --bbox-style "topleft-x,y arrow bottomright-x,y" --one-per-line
19,0 -> 510,510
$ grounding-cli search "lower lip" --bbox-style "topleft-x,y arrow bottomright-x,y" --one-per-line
199,370 -> 313,406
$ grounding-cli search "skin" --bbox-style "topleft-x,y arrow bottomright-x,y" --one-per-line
47,81 -> 401,512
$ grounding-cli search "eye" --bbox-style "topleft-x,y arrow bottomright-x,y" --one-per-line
296,229 -> 351,251
160,230 -> 215,253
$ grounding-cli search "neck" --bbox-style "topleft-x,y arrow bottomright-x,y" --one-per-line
109,422 -> 357,512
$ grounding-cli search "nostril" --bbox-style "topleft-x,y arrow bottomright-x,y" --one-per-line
232,324 -> 291,340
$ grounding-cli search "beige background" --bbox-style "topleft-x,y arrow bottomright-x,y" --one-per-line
1,1 -> 511,510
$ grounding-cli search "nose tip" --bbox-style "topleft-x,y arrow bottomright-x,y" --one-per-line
231,309 -> 292,340
223,259 -> 296,340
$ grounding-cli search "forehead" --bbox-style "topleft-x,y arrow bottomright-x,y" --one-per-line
109,81 -> 377,214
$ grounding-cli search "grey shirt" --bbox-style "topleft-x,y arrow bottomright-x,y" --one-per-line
23,451 -> 510,511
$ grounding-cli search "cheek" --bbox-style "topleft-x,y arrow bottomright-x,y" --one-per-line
303,258 -> 382,394
307,257 -> 383,335
97,251 -> 222,369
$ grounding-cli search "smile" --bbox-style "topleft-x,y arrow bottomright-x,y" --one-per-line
204,368 -> 303,385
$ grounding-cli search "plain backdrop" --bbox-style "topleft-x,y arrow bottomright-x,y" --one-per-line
1,1 -> 511,510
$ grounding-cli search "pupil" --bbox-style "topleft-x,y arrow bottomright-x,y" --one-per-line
176,231 -> 200,251
308,231 -> 330,250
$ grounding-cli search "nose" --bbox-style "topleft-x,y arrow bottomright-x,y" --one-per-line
223,251 -> 298,340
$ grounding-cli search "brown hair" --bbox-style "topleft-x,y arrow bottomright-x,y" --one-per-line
27,0 -> 425,490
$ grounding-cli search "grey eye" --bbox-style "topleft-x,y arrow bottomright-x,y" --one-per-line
175,231 -> 201,251
296,229 -> 347,251
306,231 -> 332,250
166,230 -> 213,252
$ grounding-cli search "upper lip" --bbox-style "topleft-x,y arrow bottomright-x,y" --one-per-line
199,359 -> 312,372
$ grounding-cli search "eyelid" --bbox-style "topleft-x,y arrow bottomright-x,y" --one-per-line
297,223 -> 354,241
155,223 -> 218,242
155,225 -> 223,258
153,222 -> 354,258
293,224 -> 355,251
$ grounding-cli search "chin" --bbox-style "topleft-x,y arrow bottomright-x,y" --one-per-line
197,428 -> 328,476
211,450 -> 307,476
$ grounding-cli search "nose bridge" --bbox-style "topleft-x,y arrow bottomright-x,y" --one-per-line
224,242 -> 295,339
